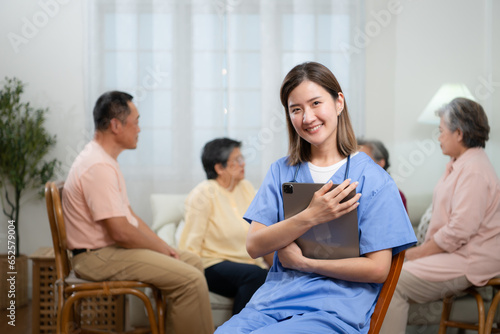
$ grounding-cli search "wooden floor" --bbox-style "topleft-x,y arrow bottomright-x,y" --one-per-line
0,301 -> 32,334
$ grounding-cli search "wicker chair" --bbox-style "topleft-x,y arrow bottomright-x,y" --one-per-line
45,181 -> 165,334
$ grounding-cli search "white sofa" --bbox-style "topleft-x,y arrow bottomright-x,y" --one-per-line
127,194 -> 233,331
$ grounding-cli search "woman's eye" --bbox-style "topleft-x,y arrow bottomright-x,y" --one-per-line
291,108 -> 301,114
313,101 -> 320,106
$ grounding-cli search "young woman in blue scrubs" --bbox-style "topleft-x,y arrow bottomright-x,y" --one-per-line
215,62 -> 416,334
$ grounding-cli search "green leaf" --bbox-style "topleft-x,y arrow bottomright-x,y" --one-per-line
0,77 -> 61,256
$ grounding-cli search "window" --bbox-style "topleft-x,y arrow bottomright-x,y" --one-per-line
86,0 -> 365,214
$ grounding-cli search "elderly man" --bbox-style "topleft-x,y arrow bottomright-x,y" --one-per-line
63,91 -> 213,334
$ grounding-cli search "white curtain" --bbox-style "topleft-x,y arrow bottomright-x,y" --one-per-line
84,0 -> 365,221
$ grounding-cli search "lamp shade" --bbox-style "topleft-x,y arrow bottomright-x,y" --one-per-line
418,83 -> 476,125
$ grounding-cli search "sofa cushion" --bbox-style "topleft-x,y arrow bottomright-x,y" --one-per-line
210,292 -> 234,309
151,194 -> 187,243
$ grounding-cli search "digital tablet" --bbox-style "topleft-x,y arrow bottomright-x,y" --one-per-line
282,182 -> 359,260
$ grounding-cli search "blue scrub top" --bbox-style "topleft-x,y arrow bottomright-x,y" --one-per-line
243,152 -> 417,333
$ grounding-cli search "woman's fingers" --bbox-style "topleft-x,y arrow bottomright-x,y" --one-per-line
315,180 -> 335,196
334,193 -> 361,216
313,179 -> 351,201
325,180 -> 358,203
308,180 -> 361,224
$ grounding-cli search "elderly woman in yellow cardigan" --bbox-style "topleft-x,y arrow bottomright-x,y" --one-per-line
179,138 -> 270,315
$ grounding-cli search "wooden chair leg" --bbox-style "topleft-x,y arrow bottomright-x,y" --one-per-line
439,288 -> 487,334
153,289 -> 165,334
126,289 -> 159,334
470,288 -> 487,334
485,290 -> 500,334
62,294 -> 81,334
56,305 -> 64,334
439,296 -> 454,334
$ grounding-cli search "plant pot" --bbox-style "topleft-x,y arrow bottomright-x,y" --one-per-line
0,254 -> 29,309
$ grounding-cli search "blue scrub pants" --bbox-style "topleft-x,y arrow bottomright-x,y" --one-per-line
205,261 -> 268,315
215,308 -> 357,334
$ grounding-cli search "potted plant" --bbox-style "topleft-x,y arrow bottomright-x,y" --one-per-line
0,77 -> 60,309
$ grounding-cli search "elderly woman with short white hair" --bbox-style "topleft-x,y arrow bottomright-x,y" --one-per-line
380,98 -> 500,333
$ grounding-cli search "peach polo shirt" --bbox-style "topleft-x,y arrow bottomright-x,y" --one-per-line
404,148 -> 500,286
63,140 -> 138,250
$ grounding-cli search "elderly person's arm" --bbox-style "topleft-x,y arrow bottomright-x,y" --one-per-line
130,207 -> 179,258
101,215 -> 179,258
178,186 -> 211,256
405,238 -> 443,260
406,171 -> 489,261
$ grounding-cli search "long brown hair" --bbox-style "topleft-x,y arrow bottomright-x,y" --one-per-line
280,62 -> 357,165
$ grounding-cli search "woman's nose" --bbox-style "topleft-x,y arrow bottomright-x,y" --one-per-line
302,108 -> 315,124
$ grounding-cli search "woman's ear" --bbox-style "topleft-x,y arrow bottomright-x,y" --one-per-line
456,128 -> 464,142
214,163 -> 225,176
336,92 -> 345,116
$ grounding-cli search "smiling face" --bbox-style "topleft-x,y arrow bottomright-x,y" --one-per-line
287,80 -> 344,151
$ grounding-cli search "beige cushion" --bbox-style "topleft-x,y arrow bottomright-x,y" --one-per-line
150,194 -> 187,245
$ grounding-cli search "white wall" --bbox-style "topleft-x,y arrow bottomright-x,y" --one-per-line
0,0 -> 498,297
0,0 -> 86,297
365,0 -> 500,223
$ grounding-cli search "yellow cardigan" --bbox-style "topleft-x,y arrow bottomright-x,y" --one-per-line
179,179 -> 267,269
